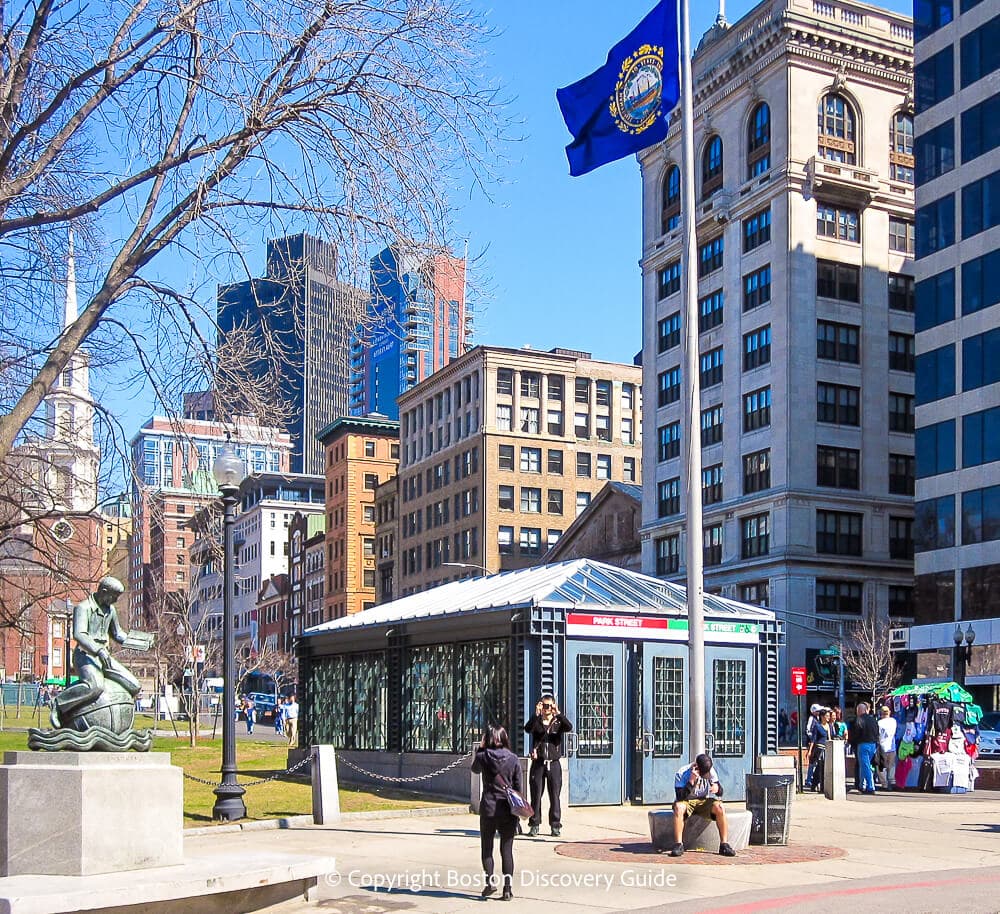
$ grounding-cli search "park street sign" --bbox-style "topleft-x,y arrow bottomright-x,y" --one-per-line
790,667 -> 808,695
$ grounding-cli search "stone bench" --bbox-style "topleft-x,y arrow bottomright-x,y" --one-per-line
648,806 -> 753,853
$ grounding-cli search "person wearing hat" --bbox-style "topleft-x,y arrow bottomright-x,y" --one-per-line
669,753 -> 736,857
877,705 -> 898,790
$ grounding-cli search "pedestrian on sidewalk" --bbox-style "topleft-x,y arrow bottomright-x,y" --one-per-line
284,694 -> 299,746
523,694 -> 573,838
803,703 -> 824,788
878,705 -> 898,790
274,697 -> 285,736
850,702 -> 880,794
669,754 -> 736,857
471,725 -> 521,901
831,706 -> 848,740
808,710 -> 832,793
243,697 -> 256,735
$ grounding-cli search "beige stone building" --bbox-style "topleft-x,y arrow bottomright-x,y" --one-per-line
316,415 -> 400,619
639,0 -> 915,706
396,345 -> 642,595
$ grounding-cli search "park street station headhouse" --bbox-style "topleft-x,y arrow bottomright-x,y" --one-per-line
299,560 -> 781,802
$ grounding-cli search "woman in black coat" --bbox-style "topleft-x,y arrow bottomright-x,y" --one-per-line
471,725 -> 521,901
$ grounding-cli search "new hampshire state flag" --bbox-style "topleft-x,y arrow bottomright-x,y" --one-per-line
557,1 -> 681,177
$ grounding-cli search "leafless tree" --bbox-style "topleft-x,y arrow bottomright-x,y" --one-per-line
840,613 -> 903,708
0,0 -> 508,461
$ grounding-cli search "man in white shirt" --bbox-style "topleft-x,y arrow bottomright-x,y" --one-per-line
877,706 -> 898,790
284,694 -> 300,746
668,754 -> 736,857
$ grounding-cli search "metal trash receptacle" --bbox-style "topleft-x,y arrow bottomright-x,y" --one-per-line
745,773 -> 793,845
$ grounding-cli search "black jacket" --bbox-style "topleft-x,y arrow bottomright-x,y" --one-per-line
524,713 -> 573,762
850,713 -> 879,746
472,747 -> 522,818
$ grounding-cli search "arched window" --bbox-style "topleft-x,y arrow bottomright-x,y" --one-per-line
661,164 -> 681,233
702,135 -> 723,198
817,93 -> 856,164
890,112 -> 914,184
747,103 -> 771,178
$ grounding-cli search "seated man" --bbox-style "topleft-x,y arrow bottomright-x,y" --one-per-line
669,753 -> 736,857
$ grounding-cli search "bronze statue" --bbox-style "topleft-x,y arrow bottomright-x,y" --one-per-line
29,576 -> 154,751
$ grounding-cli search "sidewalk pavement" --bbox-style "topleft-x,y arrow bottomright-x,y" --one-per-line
182,789 -> 1000,913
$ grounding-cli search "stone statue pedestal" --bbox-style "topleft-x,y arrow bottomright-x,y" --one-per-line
0,751 -> 183,876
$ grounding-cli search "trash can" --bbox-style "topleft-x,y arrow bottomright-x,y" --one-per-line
745,773 -> 794,845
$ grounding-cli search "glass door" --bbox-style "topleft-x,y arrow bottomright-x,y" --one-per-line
639,643 -> 687,803
705,647 -> 754,801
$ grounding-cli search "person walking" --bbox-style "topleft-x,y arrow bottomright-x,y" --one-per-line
274,697 -> 285,736
284,694 -> 299,745
471,725 -> 521,901
877,705 -> 898,790
851,702 -> 880,794
243,696 -> 256,735
803,704 -> 824,789
808,710 -> 833,793
523,694 -> 573,837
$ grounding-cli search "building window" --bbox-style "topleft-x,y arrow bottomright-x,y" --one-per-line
547,374 -> 564,401
655,535 -> 679,576
659,422 -> 681,461
498,444 -> 514,471
962,251 -> 1000,316
743,449 -> 771,493
700,347 -> 723,389
595,380 -> 611,407
915,344 -> 955,405
547,449 -> 563,474
962,167 -> 1000,239
747,102 -> 771,177
701,405 -> 723,447
740,581 -> 769,607
623,456 -> 636,483
363,568 -> 376,588
658,367 -> 681,406
699,290 -> 724,332
889,516 -> 914,559
889,217 -> 915,253
888,332 -> 915,373
963,327 -> 1000,391
743,265 -> 771,311
818,93 -> 856,163
622,417 -> 634,445
519,447 -> 541,473
890,112 -> 915,183
743,325 -> 771,371
575,492 -> 591,516
520,487 -> 541,513
658,477 -> 681,518
817,383 -> 860,426
698,236 -> 724,276
817,260 -> 860,302
743,206 -> 771,252
574,377 -> 590,404
816,510 -> 863,556
662,164 -> 681,233
961,484 -> 1000,545
915,193 -> 955,257
702,464 -> 723,505
496,368 -> 513,395
574,412 -> 589,439
915,494 -> 955,551
888,585 -> 914,618
547,408 -> 563,436
914,0 -> 952,42
496,404 -> 512,432
596,454 -> 611,480
817,445 -> 860,489
889,273 -> 915,313
816,320 -> 859,363
658,259 -> 681,298
498,526 -> 514,554
916,45 -> 954,112
498,485 -> 514,511
595,414 -> 611,442
962,91 -> 1000,165
364,440 -> 376,457
363,505 -> 376,523
817,202 -> 860,242
743,386 -> 771,432
576,452 -> 591,478
658,312 -> 681,352
889,453 -> 915,495
889,393 -> 915,433
519,407 -> 539,434
703,524 -> 723,567
364,473 -> 378,490
960,15 -> 1000,89
544,489 -> 564,516
741,513 -> 769,558
621,382 -> 635,410
702,135 -> 723,197
816,579 -> 863,615
520,372 -> 540,398
915,118 -> 953,183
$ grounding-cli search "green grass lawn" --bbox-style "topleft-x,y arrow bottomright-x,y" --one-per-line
0,729 -> 454,825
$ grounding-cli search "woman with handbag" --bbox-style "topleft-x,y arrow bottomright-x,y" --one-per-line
809,709 -> 832,793
472,725 -> 522,901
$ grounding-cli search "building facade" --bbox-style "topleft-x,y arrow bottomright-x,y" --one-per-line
638,0 -> 915,707
374,477 -> 399,604
316,415 -> 400,620
349,243 -> 469,419
218,234 -> 362,474
396,345 -> 642,595
908,0 -> 1000,707
288,510 -> 327,647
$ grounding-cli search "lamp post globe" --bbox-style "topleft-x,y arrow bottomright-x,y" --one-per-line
211,441 -> 246,822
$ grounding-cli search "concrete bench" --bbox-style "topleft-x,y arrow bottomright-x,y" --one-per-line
648,806 -> 753,853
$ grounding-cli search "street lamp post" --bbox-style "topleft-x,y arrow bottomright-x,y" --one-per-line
211,442 -> 247,822
953,624 -> 976,688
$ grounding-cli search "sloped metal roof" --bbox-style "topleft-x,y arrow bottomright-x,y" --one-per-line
303,559 -> 774,635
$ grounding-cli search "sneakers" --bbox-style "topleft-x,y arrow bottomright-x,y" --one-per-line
668,842 -> 685,857
551,827 -> 561,838
719,842 -> 737,857
527,824 -> 539,837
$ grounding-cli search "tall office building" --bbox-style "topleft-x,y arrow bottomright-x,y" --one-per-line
218,234 -> 362,474
907,0 -> 1000,701
396,345 -> 642,595
639,0 -> 915,707
349,242 -> 468,419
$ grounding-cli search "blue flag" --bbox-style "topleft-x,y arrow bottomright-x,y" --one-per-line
557,1 -> 681,177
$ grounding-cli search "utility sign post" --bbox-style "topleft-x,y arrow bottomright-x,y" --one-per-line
791,667 -> 807,793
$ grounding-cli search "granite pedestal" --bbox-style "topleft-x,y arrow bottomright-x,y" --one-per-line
648,807 -> 752,853
0,751 -> 183,877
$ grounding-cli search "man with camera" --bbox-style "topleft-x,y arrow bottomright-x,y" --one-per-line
523,694 -> 573,837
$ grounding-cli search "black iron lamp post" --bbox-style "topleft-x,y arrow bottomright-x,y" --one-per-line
953,624 -> 976,689
211,442 -> 247,822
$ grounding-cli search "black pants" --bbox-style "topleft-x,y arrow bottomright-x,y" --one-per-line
528,758 -> 562,828
480,811 -> 516,886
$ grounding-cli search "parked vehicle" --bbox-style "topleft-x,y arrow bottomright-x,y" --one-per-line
245,692 -> 278,720
978,711 -> 1000,759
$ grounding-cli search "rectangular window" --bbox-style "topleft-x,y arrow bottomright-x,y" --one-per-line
548,374 -> 564,400
743,449 -> 771,494
963,327 -> 1000,391
817,445 -> 860,489
816,510 -> 863,555
621,382 -> 635,410
574,377 -> 590,404
655,535 -> 680,576
888,585 -> 914,618
699,290 -> 724,332
659,421 -> 681,461
498,485 -> 514,511
816,260 -> 859,302
658,259 -> 681,298
699,347 -> 723,389
712,659 -> 746,757
595,414 -> 611,442
961,13 -> 1000,88
816,383 -> 860,425
576,654 -> 615,758
889,273 -> 915,313
888,332 -> 915,372
496,368 -> 513,395
915,495 -> 955,551
519,527 -> 542,556
575,452 -> 593,479
743,325 -> 771,371
743,386 -> 771,431
962,250 -> 1000,316
889,453 -> 915,495
961,168 -> 1000,239
658,312 -> 681,352
816,579 -> 863,615
915,193 -> 955,257
364,473 -> 378,490
519,447 -> 541,473
889,217 -> 916,254
914,0 -> 952,42
890,516 -> 914,559
520,406 -> 539,434
916,268 -> 955,329
962,484 -> 1000,545
817,202 -> 860,241
700,405 -> 723,446
961,91 -> 1000,164
595,380 -> 611,407
916,119 -> 955,182
575,492 -> 591,516
658,367 -> 681,406
574,412 -> 589,438
915,45 -> 954,112
703,523 -> 723,566
498,526 -> 514,554
623,457 -> 636,483
914,344 -> 955,405
816,320 -> 859,363
889,392 -> 915,433
498,444 -> 514,471
520,487 -> 541,513
743,265 -> 772,311
658,477 -> 681,518
547,408 -> 563,435
741,513 -> 770,558
743,206 -> 771,252
702,463 -> 723,505
622,416 -> 634,445
963,406 -> 1000,468
496,404 -> 512,431
596,454 -> 611,480
698,235 -> 724,277
548,449 -> 563,474
520,372 -> 540,398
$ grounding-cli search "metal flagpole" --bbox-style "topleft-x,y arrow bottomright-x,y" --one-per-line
678,0 -> 706,757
